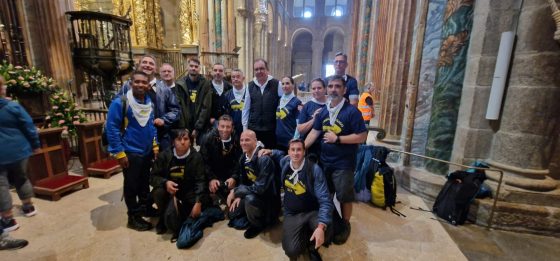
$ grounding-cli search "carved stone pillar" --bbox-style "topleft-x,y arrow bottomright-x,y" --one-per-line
311,40 -> 323,79
253,0 -> 267,60
236,5 -> 249,75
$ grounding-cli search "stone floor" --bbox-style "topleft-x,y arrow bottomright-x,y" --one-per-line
1,158 -> 559,260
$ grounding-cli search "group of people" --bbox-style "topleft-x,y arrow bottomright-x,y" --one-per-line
103,52 -> 369,260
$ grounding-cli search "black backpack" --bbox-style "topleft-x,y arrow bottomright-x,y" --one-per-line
432,170 -> 487,225
101,95 -> 128,151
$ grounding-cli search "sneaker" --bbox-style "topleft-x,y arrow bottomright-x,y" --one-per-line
332,221 -> 350,245
22,204 -> 37,217
243,226 -> 263,239
0,233 -> 28,250
0,218 -> 19,232
127,215 -> 153,231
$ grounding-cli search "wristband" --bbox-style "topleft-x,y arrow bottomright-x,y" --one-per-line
335,136 -> 341,144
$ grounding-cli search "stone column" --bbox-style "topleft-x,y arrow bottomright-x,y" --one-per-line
425,0 -> 474,174
356,0 -> 374,86
236,3 -> 248,74
484,1 -> 560,191
253,0 -> 267,60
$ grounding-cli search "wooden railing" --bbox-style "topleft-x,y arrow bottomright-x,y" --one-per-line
82,108 -> 108,122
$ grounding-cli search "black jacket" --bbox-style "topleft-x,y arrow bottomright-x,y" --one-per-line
175,75 -> 213,132
150,148 -> 208,204
200,128 -> 242,182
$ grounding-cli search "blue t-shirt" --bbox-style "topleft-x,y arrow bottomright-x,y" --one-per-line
275,97 -> 302,147
298,101 -> 326,154
224,89 -> 245,137
312,101 -> 367,170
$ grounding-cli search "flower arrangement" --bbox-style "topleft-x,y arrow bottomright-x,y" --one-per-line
0,60 -> 57,98
45,89 -> 87,137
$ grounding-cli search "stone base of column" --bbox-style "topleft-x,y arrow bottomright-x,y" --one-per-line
486,160 -> 558,192
394,166 -> 560,236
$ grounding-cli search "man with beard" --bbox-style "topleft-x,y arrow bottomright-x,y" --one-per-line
175,58 -> 213,144
241,59 -> 281,148
210,63 -> 233,126
107,71 -> 158,231
120,56 -> 180,150
200,115 -> 241,204
304,75 -> 367,244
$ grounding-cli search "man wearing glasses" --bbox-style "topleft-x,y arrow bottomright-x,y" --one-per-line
326,52 -> 359,107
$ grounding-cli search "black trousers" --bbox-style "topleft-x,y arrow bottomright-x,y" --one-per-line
228,194 -> 278,229
282,211 -> 332,259
122,153 -> 152,216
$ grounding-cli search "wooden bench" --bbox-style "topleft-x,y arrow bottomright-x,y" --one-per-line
76,121 -> 121,179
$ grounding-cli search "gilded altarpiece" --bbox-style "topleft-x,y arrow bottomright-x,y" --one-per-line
112,0 -> 163,49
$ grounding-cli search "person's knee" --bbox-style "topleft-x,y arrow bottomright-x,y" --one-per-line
283,244 -> 304,259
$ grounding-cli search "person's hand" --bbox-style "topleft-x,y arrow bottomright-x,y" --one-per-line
210,118 -> 216,125
312,108 -> 322,118
190,202 -> 202,218
258,149 -> 272,157
229,198 -> 241,212
166,180 -> 179,195
118,156 -> 129,168
226,190 -> 235,206
154,118 -> 165,127
225,178 -> 236,190
310,225 -> 326,249
323,131 -> 338,144
32,148 -> 42,154
209,179 -> 220,193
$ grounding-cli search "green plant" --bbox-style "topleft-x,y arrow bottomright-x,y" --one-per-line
45,89 -> 87,136
0,60 -> 57,97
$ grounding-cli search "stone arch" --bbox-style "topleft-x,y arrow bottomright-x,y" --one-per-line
290,27 -> 315,48
291,29 -> 314,84
321,26 -> 345,40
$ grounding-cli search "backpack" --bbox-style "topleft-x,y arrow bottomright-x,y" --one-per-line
432,170 -> 487,225
369,147 -> 405,217
101,95 -> 128,151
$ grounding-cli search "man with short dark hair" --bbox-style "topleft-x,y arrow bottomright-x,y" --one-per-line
120,56 -> 180,150
325,52 -> 359,106
304,75 -> 367,244
175,58 -> 213,143
281,139 -> 333,261
200,115 -> 241,203
107,71 -> 158,231
210,63 -> 233,126
241,59 -> 281,148
227,130 -> 279,239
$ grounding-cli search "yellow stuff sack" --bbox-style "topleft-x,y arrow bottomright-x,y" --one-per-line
371,171 -> 385,208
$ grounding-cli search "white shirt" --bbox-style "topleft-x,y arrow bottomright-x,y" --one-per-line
242,75 -> 281,130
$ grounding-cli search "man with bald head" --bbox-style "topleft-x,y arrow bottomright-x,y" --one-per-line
227,130 -> 280,239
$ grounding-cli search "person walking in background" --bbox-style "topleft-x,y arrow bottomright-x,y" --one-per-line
0,76 -> 40,233
358,83 -> 375,127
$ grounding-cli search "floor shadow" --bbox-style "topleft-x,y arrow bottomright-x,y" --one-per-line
90,188 -> 126,231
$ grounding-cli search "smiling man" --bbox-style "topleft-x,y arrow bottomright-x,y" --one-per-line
107,71 -> 158,231
325,52 -> 359,106
304,75 -> 367,245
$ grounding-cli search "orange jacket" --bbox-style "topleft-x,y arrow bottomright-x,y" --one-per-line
358,92 -> 374,121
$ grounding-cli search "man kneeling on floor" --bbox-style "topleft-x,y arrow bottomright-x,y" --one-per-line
281,139 -> 333,261
227,130 -> 280,239
150,129 -> 210,239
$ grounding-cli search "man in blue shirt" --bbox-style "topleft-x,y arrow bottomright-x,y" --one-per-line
325,52 -> 359,107
281,139 -> 333,261
107,71 -> 158,231
304,75 -> 367,244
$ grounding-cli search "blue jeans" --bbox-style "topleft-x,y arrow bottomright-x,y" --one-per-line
0,158 -> 34,212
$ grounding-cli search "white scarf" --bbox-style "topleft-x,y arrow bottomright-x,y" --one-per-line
279,93 -> 295,109
252,75 -> 273,94
326,99 -> 345,126
212,80 -> 224,95
233,85 -> 246,103
126,90 -> 152,127
310,98 -> 326,105
288,159 -> 305,184
245,147 -> 258,163
173,147 -> 190,159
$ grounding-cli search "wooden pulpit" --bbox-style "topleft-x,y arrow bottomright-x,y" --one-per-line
76,122 -> 121,178
28,127 -> 89,201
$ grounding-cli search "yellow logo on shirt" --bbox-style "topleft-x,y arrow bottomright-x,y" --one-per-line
169,166 -> 185,180
322,118 -> 343,134
276,108 -> 289,119
189,91 -> 197,103
245,166 -> 257,182
284,179 -> 307,195
231,101 -> 244,111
